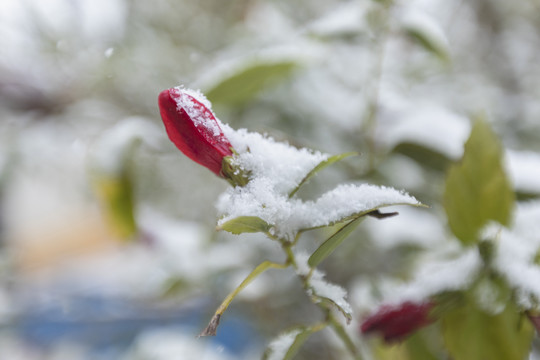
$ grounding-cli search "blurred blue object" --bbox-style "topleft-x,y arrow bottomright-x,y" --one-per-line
10,294 -> 261,358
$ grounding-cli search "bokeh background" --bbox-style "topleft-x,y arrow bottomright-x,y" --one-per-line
1,0 -> 540,359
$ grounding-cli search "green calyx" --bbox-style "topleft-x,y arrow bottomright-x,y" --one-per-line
221,155 -> 250,187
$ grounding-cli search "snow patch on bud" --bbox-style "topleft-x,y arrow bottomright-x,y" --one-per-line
170,86 -> 225,139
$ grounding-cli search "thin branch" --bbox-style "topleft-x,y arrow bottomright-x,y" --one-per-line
199,260 -> 289,336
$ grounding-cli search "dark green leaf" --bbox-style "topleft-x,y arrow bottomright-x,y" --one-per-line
444,119 -> 514,246
289,152 -> 357,198
218,216 -> 272,235
308,217 -> 364,268
205,61 -> 298,105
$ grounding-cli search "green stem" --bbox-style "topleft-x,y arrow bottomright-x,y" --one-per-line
282,240 -> 363,359
362,1 -> 393,170
199,260 -> 289,336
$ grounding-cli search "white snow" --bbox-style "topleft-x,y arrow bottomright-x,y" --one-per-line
216,117 -> 420,239
222,126 -> 329,194
365,201 -> 540,309
309,270 -> 353,315
400,7 -> 450,58
128,329 -> 235,360
493,201 -> 540,308
138,208 -> 255,282
104,47 -> 114,58
379,104 -> 470,160
364,206 -> 446,249
266,329 -> 301,360
400,247 -> 481,302
371,244 -> 481,306
307,1 -> 369,37
90,117 -> 164,175
296,253 -> 352,316
506,150 -> 540,194
217,179 -> 420,239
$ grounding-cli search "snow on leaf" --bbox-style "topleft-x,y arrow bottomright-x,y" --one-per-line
382,247 -> 482,306
307,1 -> 369,39
401,8 -> 450,62
263,326 -> 319,360
382,104 -> 470,161
288,152 -> 357,198
213,103 -> 421,239
195,46 -> 316,106
506,150 -> 540,196
222,126 -> 330,194
492,201 -> 540,309
309,269 -> 353,322
296,254 -> 353,322
217,179 -> 421,239
263,329 -> 302,360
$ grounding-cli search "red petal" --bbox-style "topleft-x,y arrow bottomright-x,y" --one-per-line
158,88 -> 233,176
360,301 -> 434,342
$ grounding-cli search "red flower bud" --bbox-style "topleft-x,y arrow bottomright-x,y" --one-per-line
158,87 -> 233,176
360,301 -> 435,342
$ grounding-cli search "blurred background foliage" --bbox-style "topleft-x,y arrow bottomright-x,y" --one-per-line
0,0 -> 540,359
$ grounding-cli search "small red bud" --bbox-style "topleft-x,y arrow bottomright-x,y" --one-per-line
158,87 -> 233,176
360,301 -> 435,342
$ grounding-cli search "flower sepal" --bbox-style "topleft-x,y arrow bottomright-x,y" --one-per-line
221,155 -> 250,187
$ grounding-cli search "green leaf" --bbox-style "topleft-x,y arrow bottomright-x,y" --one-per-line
442,298 -> 533,360
204,60 -> 298,105
404,331 -> 441,360
218,216 -> 272,235
444,119 -> 514,246
308,217 -> 364,268
289,152 -> 358,198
